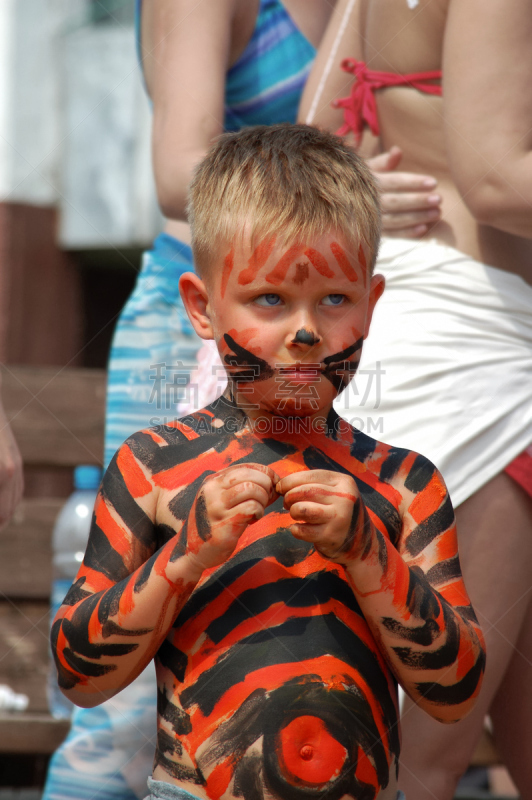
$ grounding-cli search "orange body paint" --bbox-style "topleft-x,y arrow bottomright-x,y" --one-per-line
117,445 -> 151,498
279,716 -> 347,783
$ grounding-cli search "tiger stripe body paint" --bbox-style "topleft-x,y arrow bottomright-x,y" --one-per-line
51,401 -> 485,800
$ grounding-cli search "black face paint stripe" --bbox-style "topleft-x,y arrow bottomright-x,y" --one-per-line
223,333 -> 274,382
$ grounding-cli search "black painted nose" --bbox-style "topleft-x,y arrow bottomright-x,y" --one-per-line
292,328 -> 320,345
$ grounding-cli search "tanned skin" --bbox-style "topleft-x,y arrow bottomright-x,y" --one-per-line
51,233 -> 485,800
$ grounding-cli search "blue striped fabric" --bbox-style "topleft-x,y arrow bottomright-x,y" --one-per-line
103,234 -> 199,467
224,0 -> 315,129
43,5 -> 316,800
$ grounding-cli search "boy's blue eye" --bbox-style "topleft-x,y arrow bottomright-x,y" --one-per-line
256,294 -> 282,306
323,294 -> 345,306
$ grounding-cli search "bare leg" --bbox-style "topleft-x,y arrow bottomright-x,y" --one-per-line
398,472 -> 532,800
490,596 -> 532,796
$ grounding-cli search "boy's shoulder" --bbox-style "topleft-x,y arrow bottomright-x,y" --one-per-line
335,417 -> 440,494
120,405 -> 237,468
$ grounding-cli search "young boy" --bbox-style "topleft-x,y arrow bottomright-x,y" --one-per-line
51,124 -> 485,800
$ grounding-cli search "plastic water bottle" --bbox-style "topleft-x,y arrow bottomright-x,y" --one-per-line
48,464 -> 102,719
0,685 -> 29,712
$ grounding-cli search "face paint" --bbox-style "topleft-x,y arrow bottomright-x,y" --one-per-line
304,248 -> 335,278
265,244 -> 305,286
330,241 -> 358,282
292,262 -> 310,285
220,248 -> 234,299
223,333 -> 274,383
322,337 -> 364,391
292,329 -> 320,346
238,237 -> 277,286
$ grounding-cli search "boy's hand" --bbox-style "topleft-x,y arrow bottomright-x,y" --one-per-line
277,470 -> 367,564
188,463 -> 280,571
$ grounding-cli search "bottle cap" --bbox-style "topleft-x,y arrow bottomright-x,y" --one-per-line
74,465 -> 102,491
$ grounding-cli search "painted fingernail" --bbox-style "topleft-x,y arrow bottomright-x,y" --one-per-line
422,177 -> 437,188
427,194 -> 441,204
414,225 -> 428,235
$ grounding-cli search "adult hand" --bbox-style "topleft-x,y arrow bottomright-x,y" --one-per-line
0,396 -> 23,529
368,146 -> 442,238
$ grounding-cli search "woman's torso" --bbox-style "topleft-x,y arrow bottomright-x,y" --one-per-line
139,0 -> 328,243
361,0 -> 532,282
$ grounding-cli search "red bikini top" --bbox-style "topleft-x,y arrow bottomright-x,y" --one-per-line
335,58 -> 442,142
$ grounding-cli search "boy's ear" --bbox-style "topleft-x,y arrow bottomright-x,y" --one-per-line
363,273 -> 386,338
179,272 -> 214,340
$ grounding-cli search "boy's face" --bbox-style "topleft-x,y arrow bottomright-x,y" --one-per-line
182,231 -> 384,421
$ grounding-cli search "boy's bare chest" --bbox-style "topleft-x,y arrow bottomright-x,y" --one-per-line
151,424 -> 404,799
155,523 -> 401,799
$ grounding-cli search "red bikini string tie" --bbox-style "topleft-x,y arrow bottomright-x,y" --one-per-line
335,58 -> 442,143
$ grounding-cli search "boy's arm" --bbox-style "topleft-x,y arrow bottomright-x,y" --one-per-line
280,462 -> 485,723
51,431 -> 205,707
52,430 -> 278,708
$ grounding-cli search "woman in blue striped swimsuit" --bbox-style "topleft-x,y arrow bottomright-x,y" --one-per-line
44,2 -> 441,799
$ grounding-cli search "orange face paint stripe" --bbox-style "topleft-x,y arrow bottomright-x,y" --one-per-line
330,241 -> 358,281
304,248 -> 335,278
265,243 -> 305,285
238,236 -> 277,285
226,328 -> 260,349
220,248 -> 234,299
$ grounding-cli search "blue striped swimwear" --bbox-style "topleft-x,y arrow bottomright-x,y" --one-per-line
43,5 -> 315,800
145,780 -> 407,800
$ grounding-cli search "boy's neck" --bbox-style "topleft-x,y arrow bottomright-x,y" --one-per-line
213,390 -> 339,440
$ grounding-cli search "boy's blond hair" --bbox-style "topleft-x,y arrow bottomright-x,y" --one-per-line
187,124 -> 381,277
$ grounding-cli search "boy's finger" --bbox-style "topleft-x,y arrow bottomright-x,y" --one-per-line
229,499 -> 266,523
222,464 -> 279,493
283,484 -> 355,508
224,481 -> 271,510
288,501 -> 334,525
245,462 -> 281,484
289,522 -> 327,543
276,469 -> 339,495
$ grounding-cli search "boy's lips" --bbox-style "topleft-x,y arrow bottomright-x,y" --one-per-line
278,363 -> 323,382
